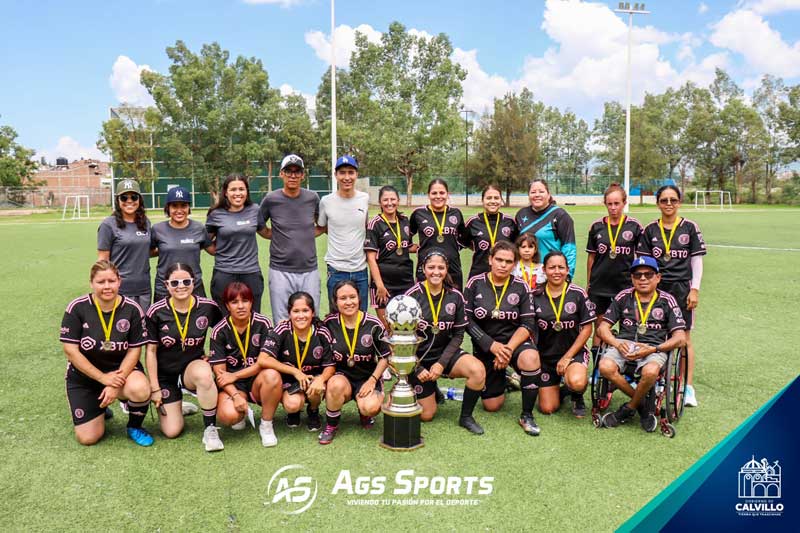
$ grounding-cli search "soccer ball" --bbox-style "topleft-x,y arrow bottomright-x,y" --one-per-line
385,295 -> 422,332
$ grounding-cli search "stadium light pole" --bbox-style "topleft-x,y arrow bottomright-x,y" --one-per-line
460,107 -> 474,206
614,2 -> 649,213
330,0 -> 338,193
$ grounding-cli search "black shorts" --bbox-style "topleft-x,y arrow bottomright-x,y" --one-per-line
587,293 -> 613,317
475,341 -> 537,399
279,370 -> 325,395
234,377 -> 259,404
156,359 -> 202,405
659,280 -> 693,330
336,372 -> 384,399
539,350 -> 590,388
65,364 -> 144,426
408,350 -> 468,399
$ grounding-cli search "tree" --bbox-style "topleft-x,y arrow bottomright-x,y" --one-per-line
0,122 -> 38,187
753,75 -> 790,201
97,105 -> 157,185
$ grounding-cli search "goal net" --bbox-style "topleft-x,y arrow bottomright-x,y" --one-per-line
693,190 -> 732,210
62,195 -> 91,220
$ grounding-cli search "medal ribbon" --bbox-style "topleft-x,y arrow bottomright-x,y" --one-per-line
424,281 -> 445,326
428,206 -> 446,239
606,215 -> 626,256
169,296 -> 194,347
483,212 -> 501,247
635,291 -> 658,330
293,326 -> 313,369
93,295 -> 119,343
519,261 -> 535,288
381,214 -> 403,252
228,316 -> 251,367
488,273 -> 510,312
340,311 -> 362,363
658,217 -> 682,258
546,284 -> 567,324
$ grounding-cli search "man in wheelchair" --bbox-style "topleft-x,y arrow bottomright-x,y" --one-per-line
596,256 -> 686,431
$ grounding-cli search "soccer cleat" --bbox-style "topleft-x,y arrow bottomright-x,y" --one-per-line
286,412 -> 301,428
506,369 -> 521,391
119,401 -> 129,414
602,404 -> 636,428
571,396 -> 587,419
458,416 -> 485,435
518,414 -> 541,436
231,418 -> 247,431
318,424 -> 338,445
684,385 -> 698,407
104,407 -> 114,420
202,425 -> 224,452
259,420 -> 277,447
126,427 -> 154,447
181,401 -> 199,416
306,409 -> 322,432
359,414 -> 375,429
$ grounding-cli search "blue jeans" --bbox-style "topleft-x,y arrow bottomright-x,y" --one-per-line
326,266 -> 369,314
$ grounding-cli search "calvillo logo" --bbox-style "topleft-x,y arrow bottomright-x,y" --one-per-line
267,465 -> 318,515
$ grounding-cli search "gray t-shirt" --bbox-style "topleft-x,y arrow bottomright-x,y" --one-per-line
259,188 -> 320,273
151,219 -> 212,289
97,216 -> 152,296
205,203 -> 264,274
318,191 -> 369,272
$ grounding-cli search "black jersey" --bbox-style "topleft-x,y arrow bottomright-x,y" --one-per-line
60,294 -> 148,375
602,288 -> 686,346
208,312 -> 273,371
586,216 -> 643,298
532,284 -> 596,360
464,273 -> 537,353
323,312 -> 391,382
404,282 -> 468,364
145,296 -> 222,376
462,212 -> 518,279
262,320 -> 335,377
636,218 -> 706,284
364,214 -> 415,292
409,206 -> 466,281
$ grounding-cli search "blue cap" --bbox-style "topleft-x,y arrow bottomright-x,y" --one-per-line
166,186 -> 190,205
629,256 -> 659,273
335,155 -> 358,170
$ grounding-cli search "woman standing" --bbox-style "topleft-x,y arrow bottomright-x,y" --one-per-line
97,179 -> 152,310
463,185 -> 518,279
207,282 -> 277,446
258,292 -> 336,433
151,186 -> 214,301
145,263 -> 224,451
636,185 -> 706,407
405,251 -> 486,434
319,281 -> 391,445
205,175 -> 269,313
60,260 -> 152,446
410,179 -> 467,291
515,179 -> 577,279
365,185 -> 416,329
532,252 -> 596,418
464,241 -> 543,436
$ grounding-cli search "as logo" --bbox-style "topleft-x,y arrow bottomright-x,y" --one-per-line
267,465 -> 318,514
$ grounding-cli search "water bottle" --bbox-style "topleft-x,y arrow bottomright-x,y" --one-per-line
439,386 -> 464,401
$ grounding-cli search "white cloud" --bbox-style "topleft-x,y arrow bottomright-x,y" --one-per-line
279,83 -> 316,114
452,48 -> 512,115
711,9 -> 800,77
699,2 -> 709,14
741,0 -> 800,14
109,56 -> 154,106
242,0 -> 303,7
304,24 -> 382,67
39,136 -> 105,163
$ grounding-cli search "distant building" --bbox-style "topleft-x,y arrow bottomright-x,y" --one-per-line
32,158 -> 111,207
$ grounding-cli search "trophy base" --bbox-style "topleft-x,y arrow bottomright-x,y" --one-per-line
380,407 -> 424,451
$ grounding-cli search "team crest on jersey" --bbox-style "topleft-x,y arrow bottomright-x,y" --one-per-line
414,385 -> 423,395
538,319 -> 548,330
116,319 -> 130,333
565,302 -> 577,314
313,346 -> 323,360
597,243 -> 608,254
622,230 -> 634,241
541,372 -> 550,382
404,226 -> 410,236
501,227 -> 512,237
652,308 -> 665,320
74,408 -> 85,419
161,324 -> 169,331
507,293 -> 520,305
161,389 -> 170,399
361,334 -> 373,348
678,233 -> 690,245
445,302 -> 456,315
448,215 -> 458,224
422,227 -> 435,237
474,308 -> 487,319
80,337 -> 96,351
196,316 -> 208,329
251,334 -> 261,347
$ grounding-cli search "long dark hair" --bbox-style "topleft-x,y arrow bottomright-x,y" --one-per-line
113,194 -> 148,231
208,174 -> 252,215
165,262 -> 196,281
421,249 -> 455,290
515,233 -> 540,263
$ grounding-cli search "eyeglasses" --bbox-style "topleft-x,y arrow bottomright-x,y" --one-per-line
166,279 -> 193,288
631,271 -> 657,280
119,194 -> 140,202
283,169 -> 304,177
658,198 -> 680,205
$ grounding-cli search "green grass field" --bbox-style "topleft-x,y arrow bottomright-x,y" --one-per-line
1,204 -> 798,532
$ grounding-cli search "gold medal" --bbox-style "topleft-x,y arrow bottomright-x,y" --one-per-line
658,217 -> 681,265
396,248 -> 403,256
428,206 -> 447,244
609,251 -> 617,259
546,283 -> 567,332
170,296 -> 194,352
664,255 -> 671,263
293,326 -> 313,370
340,311 -> 362,369
606,215 -> 625,261
634,291 -> 658,338
553,321 -> 564,332
483,211 -> 501,248
101,340 -> 114,351
347,358 -> 355,368
424,281 -> 445,331
637,324 -> 648,335
491,309 -> 500,319
436,235 -> 445,243
381,214 -> 404,258
93,295 -> 119,352
229,316 -> 251,368
488,273 -> 510,320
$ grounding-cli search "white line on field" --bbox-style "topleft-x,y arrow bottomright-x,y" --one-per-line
707,244 -> 800,252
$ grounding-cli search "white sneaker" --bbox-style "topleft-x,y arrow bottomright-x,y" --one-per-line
231,418 -> 247,430
182,401 -> 199,416
119,401 -> 129,414
259,420 -> 278,447
684,385 -> 698,407
202,425 -> 224,452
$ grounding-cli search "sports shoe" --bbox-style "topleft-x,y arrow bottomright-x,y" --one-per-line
640,411 -> 658,432
306,409 -> 322,432
231,418 -> 247,430
360,414 -> 375,429
259,420 -> 277,447
286,412 -> 301,428
684,385 -> 698,407
119,401 -> 129,414
181,401 -> 199,416
458,416 -> 485,435
518,414 -> 541,436
435,387 -> 446,404
126,427 -> 154,447
571,396 -> 587,418
318,424 -> 338,445
202,425 -> 224,452
603,404 -> 636,428
104,407 -> 114,420
506,369 -> 521,391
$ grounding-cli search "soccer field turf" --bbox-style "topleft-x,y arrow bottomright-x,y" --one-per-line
1,205 -> 798,531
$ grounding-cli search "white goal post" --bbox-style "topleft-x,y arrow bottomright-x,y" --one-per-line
62,195 -> 91,220
693,190 -> 732,210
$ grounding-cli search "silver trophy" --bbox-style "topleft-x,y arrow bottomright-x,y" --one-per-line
380,295 -> 424,450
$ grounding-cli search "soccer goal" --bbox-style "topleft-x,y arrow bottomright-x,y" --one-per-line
62,194 -> 91,220
693,190 -> 732,210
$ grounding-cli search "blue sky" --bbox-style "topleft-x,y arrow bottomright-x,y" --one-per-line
3,0 -> 800,162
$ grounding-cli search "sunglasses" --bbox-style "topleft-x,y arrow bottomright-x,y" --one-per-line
119,193 -> 140,202
658,198 -> 680,205
166,279 -> 194,288
631,271 -> 657,280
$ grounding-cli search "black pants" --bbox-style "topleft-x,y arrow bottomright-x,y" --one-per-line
211,270 -> 264,314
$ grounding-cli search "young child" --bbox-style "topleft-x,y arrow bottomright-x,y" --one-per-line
512,233 -> 545,291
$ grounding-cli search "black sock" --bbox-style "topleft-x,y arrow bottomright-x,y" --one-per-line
126,400 -> 149,429
326,409 -> 341,427
570,390 -> 584,402
520,369 -> 541,416
202,407 -> 217,428
307,405 -> 319,415
460,387 -> 481,419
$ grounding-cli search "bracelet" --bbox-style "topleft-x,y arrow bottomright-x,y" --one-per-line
151,387 -> 161,393
369,375 -> 378,382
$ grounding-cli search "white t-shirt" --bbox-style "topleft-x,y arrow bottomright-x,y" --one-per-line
318,191 -> 370,272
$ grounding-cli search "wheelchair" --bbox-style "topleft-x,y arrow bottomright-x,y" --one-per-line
589,343 -> 688,438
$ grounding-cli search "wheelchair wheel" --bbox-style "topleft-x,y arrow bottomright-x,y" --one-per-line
661,422 -> 676,438
590,347 -> 612,414
664,347 -> 688,422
